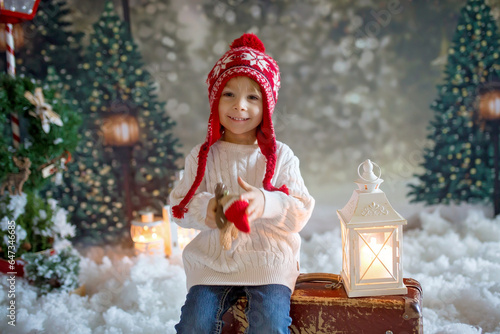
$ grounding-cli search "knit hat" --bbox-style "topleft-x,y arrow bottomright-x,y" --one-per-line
172,33 -> 288,219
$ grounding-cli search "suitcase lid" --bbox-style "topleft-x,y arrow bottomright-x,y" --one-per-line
293,274 -> 422,312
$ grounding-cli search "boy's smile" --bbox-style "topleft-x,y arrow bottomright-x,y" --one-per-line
219,76 -> 263,145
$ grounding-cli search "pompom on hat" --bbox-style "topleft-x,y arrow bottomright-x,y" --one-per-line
172,33 -> 288,219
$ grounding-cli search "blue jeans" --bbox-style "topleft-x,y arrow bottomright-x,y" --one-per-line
175,284 -> 292,334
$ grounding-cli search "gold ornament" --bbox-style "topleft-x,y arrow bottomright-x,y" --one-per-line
24,88 -> 63,133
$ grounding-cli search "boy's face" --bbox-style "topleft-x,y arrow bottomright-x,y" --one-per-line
218,76 -> 263,145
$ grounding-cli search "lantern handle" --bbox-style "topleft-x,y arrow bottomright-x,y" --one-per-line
357,160 -> 381,182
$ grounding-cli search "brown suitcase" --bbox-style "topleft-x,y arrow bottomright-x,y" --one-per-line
222,273 -> 423,334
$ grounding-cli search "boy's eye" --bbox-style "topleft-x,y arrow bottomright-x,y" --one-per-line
248,95 -> 260,100
222,91 -> 234,97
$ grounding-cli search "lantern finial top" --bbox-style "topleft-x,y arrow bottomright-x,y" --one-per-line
360,159 -> 378,181
355,159 -> 383,193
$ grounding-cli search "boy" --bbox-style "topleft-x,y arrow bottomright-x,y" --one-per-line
170,33 -> 314,334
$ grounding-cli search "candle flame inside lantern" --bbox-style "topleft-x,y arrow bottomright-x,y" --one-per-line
132,211 -> 166,256
359,232 -> 394,280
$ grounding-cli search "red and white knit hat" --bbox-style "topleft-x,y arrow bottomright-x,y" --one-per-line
172,33 -> 288,219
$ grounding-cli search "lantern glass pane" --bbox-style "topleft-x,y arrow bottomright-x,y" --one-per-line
358,230 -> 395,281
3,0 -> 36,14
131,221 -> 165,243
341,223 -> 349,275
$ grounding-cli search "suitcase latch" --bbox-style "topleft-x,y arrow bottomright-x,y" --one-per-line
403,296 -> 422,320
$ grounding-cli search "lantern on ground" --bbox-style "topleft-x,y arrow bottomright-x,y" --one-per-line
478,80 -> 500,216
131,209 -> 166,256
337,159 -> 407,298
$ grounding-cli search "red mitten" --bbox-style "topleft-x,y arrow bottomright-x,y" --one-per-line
224,198 -> 250,233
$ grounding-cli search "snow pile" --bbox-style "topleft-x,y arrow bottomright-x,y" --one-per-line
405,209 -> 500,334
0,249 -> 186,334
1,208 -> 499,333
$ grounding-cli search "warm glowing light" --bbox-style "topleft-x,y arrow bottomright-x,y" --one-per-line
162,205 -> 199,256
178,228 -> 198,250
359,235 -> 394,280
141,211 -> 154,223
488,97 -> 500,117
102,114 -> 139,146
480,91 -> 500,120
131,214 -> 166,256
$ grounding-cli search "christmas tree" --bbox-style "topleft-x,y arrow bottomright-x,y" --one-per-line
408,0 -> 500,205
0,70 -> 81,262
46,0 -> 181,245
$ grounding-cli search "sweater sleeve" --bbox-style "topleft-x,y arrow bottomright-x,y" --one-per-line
169,145 -> 213,231
259,146 -> 315,233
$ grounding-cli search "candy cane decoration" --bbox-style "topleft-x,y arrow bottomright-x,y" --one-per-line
5,23 -> 20,149
5,24 -> 15,77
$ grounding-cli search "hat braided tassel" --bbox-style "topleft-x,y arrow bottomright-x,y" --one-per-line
172,143 -> 210,219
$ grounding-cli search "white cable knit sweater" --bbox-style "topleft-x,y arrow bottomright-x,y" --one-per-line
169,140 -> 315,292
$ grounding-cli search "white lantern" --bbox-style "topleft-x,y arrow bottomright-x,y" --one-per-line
337,159 -> 407,298
162,205 -> 199,256
131,209 -> 166,256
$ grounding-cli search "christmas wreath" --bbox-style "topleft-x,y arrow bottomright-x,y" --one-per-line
0,72 -> 81,192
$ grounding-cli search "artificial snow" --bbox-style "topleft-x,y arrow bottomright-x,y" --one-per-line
1,207 -> 499,334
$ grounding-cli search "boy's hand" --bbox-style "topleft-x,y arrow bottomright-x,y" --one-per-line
238,176 -> 265,224
205,197 -> 218,229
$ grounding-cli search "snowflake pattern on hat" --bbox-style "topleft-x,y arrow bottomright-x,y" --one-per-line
210,53 -> 234,80
241,51 -> 271,72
